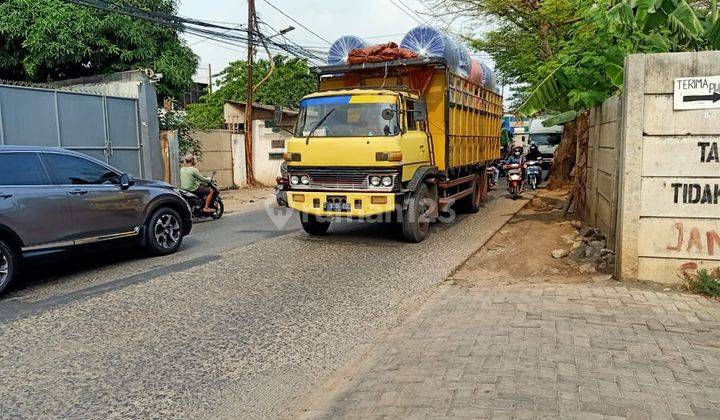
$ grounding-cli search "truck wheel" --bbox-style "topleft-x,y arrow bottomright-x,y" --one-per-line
456,174 -> 483,214
300,213 -> 331,235
402,183 -> 433,243
0,239 -> 18,295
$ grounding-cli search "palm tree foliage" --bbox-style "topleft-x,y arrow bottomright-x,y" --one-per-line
515,0 -> 720,115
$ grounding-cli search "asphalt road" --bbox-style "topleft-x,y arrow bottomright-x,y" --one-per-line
0,188 -> 533,418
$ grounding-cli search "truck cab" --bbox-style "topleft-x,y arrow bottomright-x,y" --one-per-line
529,118 -> 563,168
285,89 -> 430,221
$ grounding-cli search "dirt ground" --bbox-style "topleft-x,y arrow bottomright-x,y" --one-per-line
451,188 -> 605,287
221,186 -> 275,213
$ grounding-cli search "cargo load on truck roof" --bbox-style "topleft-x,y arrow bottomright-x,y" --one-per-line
324,26 -> 498,93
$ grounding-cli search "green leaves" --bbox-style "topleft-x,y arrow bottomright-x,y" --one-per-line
705,19 -> 720,48
0,0 -> 198,98
634,0 -> 657,25
541,110 -> 580,126
605,63 -> 625,88
667,0 -> 704,39
608,1 -> 636,27
517,66 -> 568,117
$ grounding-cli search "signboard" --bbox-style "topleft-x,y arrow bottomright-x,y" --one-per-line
674,76 -> 720,110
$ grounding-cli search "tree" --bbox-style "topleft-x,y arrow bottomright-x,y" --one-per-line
436,0 -> 720,116
433,0 -> 589,103
516,0 -> 720,116
158,108 -> 202,158
0,0 -> 198,98
186,56 -> 317,129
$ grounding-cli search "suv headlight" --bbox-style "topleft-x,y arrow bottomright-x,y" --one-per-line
290,175 -> 300,185
300,175 -> 310,185
369,176 -> 381,187
381,176 -> 393,187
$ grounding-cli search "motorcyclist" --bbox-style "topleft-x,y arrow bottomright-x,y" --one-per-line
506,146 -> 525,165
505,146 -> 525,179
526,143 -> 542,161
180,154 -> 215,214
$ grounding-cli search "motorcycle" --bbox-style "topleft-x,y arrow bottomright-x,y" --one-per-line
525,160 -> 541,190
486,164 -> 498,190
504,163 -> 524,200
275,176 -> 289,206
179,172 -> 224,220
275,161 -> 289,206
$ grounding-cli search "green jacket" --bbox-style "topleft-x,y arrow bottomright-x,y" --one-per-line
180,166 -> 212,191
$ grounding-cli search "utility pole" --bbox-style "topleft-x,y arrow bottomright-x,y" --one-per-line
207,63 -> 212,94
244,0 -> 256,186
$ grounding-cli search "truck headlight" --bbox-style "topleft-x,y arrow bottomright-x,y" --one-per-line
369,176 -> 381,187
381,176 -> 393,187
290,175 -> 300,185
300,175 -> 310,185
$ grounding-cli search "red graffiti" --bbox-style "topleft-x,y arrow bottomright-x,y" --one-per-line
666,222 -> 720,256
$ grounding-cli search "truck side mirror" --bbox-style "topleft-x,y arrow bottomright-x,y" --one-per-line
381,108 -> 396,120
414,101 -> 428,121
265,119 -> 294,135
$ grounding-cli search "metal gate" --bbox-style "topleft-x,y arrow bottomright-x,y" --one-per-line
0,83 -> 144,177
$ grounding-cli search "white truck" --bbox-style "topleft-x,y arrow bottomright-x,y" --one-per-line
528,117 -> 563,168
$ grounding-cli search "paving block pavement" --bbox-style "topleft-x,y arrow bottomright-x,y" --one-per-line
298,281 -> 720,419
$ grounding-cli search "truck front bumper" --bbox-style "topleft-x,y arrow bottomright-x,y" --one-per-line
287,191 -> 398,218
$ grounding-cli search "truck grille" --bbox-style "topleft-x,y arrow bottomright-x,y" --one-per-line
289,168 -> 399,191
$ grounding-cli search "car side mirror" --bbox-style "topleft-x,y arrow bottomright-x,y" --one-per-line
120,173 -> 134,189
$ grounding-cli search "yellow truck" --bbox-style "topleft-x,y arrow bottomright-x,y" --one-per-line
281,58 -> 503,242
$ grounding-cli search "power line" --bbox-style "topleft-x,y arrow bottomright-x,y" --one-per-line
62,0 -> 323,62
188,23 -> 244,47
395,0 -> 428,24
260,0 -> 332,45
388,0 -> 424,24
257,19 -> 325,64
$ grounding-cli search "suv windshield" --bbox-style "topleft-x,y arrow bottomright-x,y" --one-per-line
530,133 -> 562,146
295,96 -> 400,138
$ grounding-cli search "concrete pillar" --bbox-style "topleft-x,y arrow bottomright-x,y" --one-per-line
615,54 -> 646,281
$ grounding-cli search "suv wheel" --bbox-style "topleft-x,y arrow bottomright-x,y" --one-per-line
146,207 -> 185,255
0,240 -> 17,294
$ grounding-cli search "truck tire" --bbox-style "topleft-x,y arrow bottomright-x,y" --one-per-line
0,239 -> 18,295
300,213 -> 331,235
145,207 -> 185,255
456,174 -> 483,214
401,183 -> 433,243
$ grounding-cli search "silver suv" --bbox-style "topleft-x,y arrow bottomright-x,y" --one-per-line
0,146 -> 192,294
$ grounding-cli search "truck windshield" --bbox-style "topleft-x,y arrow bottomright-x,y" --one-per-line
530,133 -> 562,146
295,97 -> 400,138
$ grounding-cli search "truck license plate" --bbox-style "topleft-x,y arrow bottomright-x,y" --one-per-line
324,202 -> 351,212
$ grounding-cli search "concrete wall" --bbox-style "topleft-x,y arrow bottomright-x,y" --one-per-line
585,96 -> 622,249
252,120 -> 289,186
617,51 -> 720,284
192,125 -> 288,188
193,130 -> 235,188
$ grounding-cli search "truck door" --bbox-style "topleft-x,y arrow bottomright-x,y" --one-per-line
402,99 -> 432,167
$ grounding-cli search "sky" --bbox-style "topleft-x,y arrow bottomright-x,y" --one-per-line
177,0 -> 497,87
